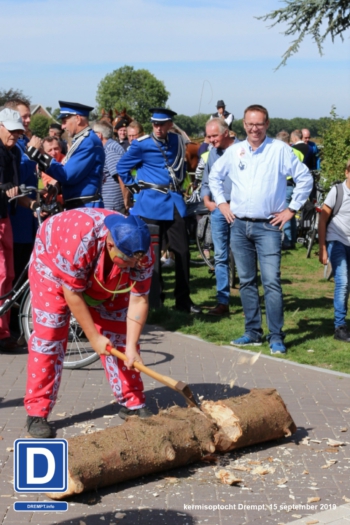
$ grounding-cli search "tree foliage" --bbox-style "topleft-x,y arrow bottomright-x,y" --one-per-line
321,107 -> 350,189
30,114 -> 53,138
96,65 -> 170,129
0,87 -> 31,107
257,0 -> 350,68
173,113 -> 331,140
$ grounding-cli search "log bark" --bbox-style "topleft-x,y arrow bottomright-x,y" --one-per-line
47,406 -> 216,500
47,388 -> 296,500
202,388 -> 297,453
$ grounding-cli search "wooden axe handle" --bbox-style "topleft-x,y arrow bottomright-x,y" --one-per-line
106,344 -> 179,390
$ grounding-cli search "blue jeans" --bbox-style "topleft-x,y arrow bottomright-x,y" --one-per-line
211,207 -> 231,305
230,218 -> 284,342
283,185 -> 296,246
327,240 -> 350,328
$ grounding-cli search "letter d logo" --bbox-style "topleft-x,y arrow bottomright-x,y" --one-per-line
14,439 -> 68,493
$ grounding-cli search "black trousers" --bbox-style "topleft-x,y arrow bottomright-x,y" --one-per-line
141,207 -> 191,307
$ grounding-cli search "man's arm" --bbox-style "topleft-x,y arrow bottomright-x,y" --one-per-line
125,293 -> 149,369
208,152 -> 235,223
116,140 -> 143,187
271,147 -> 313,229
62,286 -> 111,356
318,205 -> 332,264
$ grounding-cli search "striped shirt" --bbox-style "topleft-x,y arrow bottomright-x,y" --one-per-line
102,139 -> 125,211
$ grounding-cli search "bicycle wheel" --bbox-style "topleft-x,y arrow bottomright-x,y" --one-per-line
196,215 -> 215,270
306,228 -> 317,258
20,288 -> 99,369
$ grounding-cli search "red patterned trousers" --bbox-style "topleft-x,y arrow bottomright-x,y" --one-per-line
24,267 -> 145,418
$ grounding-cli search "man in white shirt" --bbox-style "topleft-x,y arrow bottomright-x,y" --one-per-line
209,104 -> 312,354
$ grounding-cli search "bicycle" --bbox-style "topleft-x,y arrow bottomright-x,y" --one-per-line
0,185 -> 99,369
297,173 -> 326,258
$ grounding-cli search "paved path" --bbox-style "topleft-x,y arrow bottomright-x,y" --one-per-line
1,326 -> 350,525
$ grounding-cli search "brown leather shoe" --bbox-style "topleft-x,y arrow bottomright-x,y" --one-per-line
206,304 -> 230,316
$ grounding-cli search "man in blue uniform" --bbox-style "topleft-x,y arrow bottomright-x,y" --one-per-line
26,101 -> 105,209
117,108 -> 201,314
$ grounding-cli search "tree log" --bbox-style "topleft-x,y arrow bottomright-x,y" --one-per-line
47,388 -> 296,500
202,388 -> 297,453
47,406 -> 216,500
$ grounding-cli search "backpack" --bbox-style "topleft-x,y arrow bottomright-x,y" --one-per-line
327,183 -> 344,225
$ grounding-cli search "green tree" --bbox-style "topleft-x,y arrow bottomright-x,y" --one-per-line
30,114 -> 53,138
257,0 -> 350,68
0,87 -> 31,106
96,65 -> 170,130
321,107 -> 350,188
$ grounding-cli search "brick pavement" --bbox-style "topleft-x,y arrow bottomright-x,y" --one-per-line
0,326 -> 350,525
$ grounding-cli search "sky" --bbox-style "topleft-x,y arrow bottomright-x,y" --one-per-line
1,0 -> 349,120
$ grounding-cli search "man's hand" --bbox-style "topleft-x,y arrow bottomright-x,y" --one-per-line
124,342 -> 144,370
319,245 -> 328,265
218,202 -> 235,223
5,185 -> 19,199
27,135 -> 42,150
203,196 -> 216,213
89,334 -> 114,356
269,208 -> 295,229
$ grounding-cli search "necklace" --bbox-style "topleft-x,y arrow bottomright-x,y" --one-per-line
93,273 -> 136,300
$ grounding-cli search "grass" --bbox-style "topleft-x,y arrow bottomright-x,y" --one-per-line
147,243 -> 350,375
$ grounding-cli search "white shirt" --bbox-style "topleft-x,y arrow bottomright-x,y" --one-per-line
325,181 -> 350,246
209,136 -> 312,219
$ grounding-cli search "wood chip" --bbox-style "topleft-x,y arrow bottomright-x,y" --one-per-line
276,477 -> 288,485
340,427 -> 348,432
305,520 -> 319,525
0,436 -> 3,440
232,465 -> 251,472
103,415 -> 115,419
252,466 -> 275,475
301,437 -> 310,445
201,454 -> 218,463
248,460 -> 261,465
56,412 -> 66,417
163,477 -> 179,484
310,439 -> 322,444
6,447 -> 13,452
307,497 -> 321,503
327,439 -> 345,447
321,459 -> 338,468
215,469 -> 242,485
250,351 -> 261,365
342,495 -> 350,503
302,469 -> 309,475
292,515 -> 302,519
229,379 -> 235,388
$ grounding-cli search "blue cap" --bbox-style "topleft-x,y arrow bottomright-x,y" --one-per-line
57,101 -> 94,120
104,214 -> 151,257
149,107 -> 177,122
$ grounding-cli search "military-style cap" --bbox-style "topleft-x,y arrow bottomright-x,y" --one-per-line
149,108 -> 177,122
216,100 -> 226,108
57,101 -> 94,120
104,214 -> 150,257
114,118 -> 129,130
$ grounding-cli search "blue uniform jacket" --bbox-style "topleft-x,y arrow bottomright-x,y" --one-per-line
116,133 -> 187,220
46,129 -> 105,207
10,136 -> 38,244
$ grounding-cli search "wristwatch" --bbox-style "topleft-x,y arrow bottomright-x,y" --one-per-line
288,207 -> 297,214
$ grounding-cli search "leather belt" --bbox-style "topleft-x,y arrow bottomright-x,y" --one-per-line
138,181 -> 178,194
64,192 -> 102,210
238,217 -> 270,222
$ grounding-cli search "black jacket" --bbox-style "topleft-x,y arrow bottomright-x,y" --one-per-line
0,140 -> 20,218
